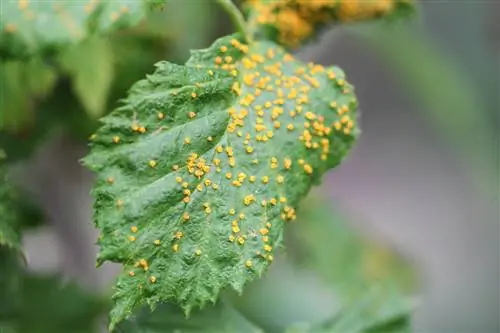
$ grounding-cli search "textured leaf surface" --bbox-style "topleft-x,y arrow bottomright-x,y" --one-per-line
84,33 -> 358,327
0,0 -> 161,57
244,0 -> 415,48
117,302 -> 263,333
59,36 -> 115,118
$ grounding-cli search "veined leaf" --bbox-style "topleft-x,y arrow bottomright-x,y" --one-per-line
0,0 -> 162,58
116,302 -> 263,333
84,33 -> 358,328
244,0 -> 415,48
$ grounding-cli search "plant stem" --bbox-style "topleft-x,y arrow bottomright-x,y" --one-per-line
216,0 -> 253,42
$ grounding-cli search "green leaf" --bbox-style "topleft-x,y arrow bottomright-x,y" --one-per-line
84,33 -> 358,328
0,57 -> 57,132
244,0 -> 415,49
59,36 -> 115,118
116,302 -> 263,333
0,0 -> 162,58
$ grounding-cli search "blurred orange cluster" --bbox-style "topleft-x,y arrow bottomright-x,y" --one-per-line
246,0 -> 412,47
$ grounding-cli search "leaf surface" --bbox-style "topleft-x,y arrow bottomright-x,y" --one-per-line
84,33 -> 358,328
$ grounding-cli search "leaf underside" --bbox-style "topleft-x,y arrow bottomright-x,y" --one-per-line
84,33 -> 358,328
0,0 -> 160,57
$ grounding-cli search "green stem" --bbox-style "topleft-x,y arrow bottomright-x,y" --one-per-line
216,0 -> 253,42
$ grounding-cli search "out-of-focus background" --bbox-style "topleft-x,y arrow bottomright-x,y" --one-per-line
4,1 -> 498,332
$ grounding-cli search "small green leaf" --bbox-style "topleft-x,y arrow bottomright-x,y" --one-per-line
0,0 -> 162,58
116,302 -> 263,333
84,33 -> 358,328
0,57 -> 57,132
59,36 -> 115,118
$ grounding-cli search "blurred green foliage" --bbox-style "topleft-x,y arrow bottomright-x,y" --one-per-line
1,168 -> 105,333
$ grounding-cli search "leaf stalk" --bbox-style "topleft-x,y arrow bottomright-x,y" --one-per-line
216,0 -> 253,43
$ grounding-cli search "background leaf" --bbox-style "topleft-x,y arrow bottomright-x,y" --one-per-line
59,36 -> 115,118
0,57 -> 57,132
